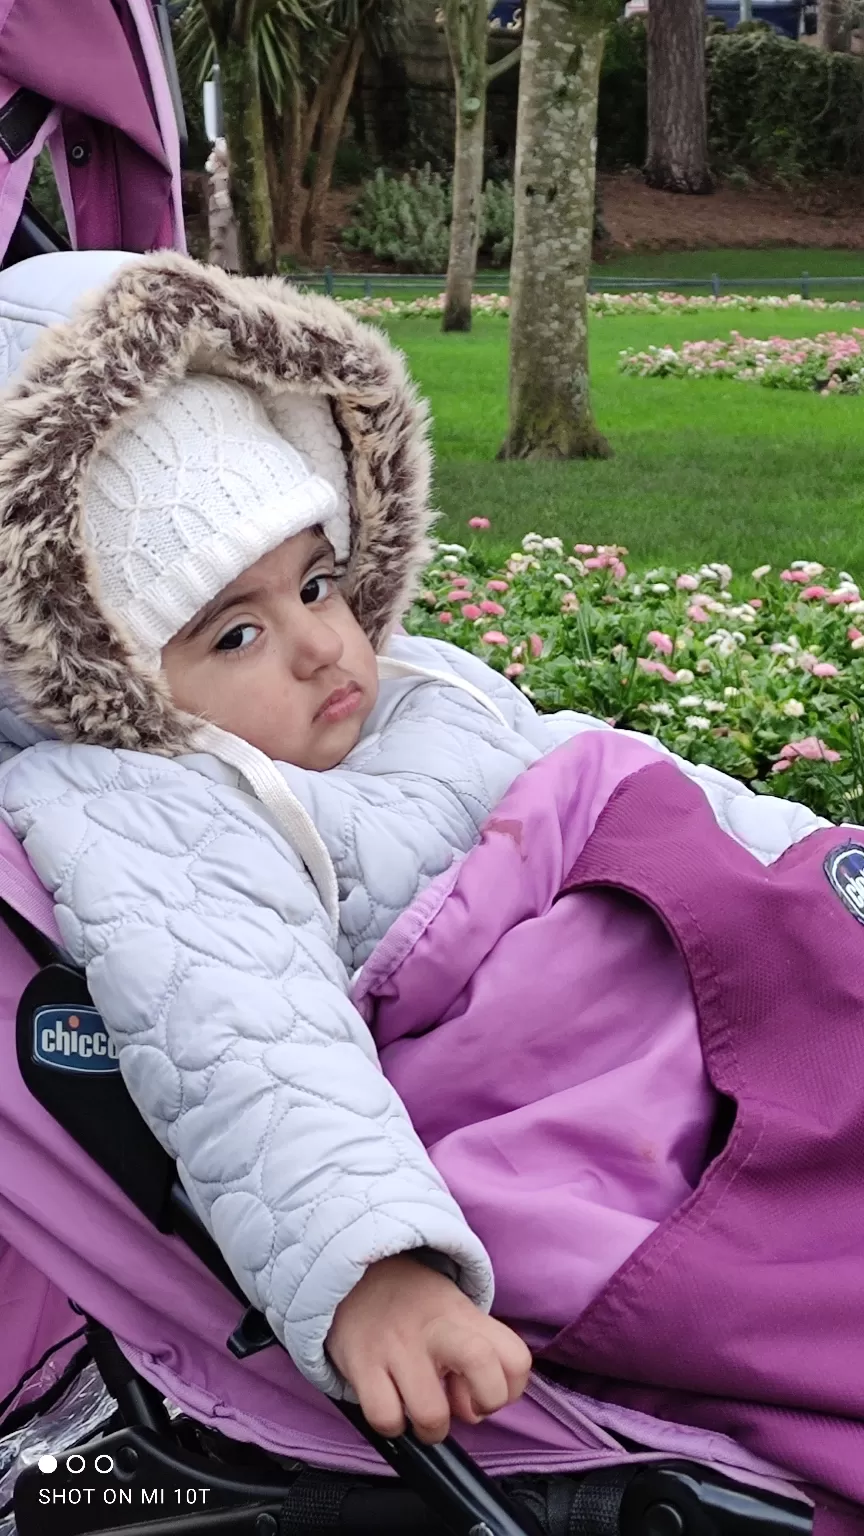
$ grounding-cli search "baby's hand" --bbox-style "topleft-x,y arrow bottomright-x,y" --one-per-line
326,1254 -> 532,1444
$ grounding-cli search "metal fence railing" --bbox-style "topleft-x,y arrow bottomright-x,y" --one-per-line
295,270 -> 864,300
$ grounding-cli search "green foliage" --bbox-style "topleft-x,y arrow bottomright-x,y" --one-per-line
27,151 -> 68,240
174,0 -> 313,112
331,138 -> 378,186
596,20 -> 864,179
597,19 -> 647,171
343,167 -> 451,268
707,31 -> 864,179
342,166 -> 513,269
174,0 -> 405,116
408,536 -> 864,824
479,178 -> 513,264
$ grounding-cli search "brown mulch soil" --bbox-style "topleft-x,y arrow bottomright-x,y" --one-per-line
596,169 -> 864,253
319,172 -> 864,272
183,169 -> 864,273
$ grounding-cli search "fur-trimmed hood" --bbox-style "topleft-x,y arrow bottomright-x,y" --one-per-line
0,251 -> 433,753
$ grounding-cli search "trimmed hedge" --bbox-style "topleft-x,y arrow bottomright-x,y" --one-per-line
598,22 -> 864,178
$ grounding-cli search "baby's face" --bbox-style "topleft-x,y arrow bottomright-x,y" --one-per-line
161,530 -> 378,769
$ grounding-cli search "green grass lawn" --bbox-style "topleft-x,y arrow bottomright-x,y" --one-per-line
384,309 -> 864,574
311,248 -> 864,303
594,247 -> 864,299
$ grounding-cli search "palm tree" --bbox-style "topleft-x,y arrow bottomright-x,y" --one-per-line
176,0 -> 313,273
177,0 -> 403,272
296,0 -> 406,264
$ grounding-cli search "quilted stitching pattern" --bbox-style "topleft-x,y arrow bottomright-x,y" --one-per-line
0,637 -> 828,1391
0,315 -> 43,380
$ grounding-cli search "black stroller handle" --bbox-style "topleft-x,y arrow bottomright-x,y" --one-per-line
11,957 -> 815,1536
336,1398 -> 542,1536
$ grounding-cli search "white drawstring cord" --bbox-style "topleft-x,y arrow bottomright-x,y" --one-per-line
191,654 -> 505,940
192,721 -> 340,939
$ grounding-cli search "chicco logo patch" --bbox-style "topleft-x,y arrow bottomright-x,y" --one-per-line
32,1006 -> 120,1074
824,842 -> 864,925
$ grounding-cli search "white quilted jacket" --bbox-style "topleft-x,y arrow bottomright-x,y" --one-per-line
0,252 -> 830,1397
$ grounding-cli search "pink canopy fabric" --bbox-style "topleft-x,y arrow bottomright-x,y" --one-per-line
0,0 -> 185,261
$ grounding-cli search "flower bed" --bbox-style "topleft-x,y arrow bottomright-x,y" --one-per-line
620,330 -> 864,393
337,291 -> 864,322
406,529 -> 864,823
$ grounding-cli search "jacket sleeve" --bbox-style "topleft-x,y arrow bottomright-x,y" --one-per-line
0,742 -> 494,1395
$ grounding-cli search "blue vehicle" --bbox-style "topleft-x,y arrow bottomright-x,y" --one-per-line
488,0 -> 522,26
624,0 -> 804,36
708,0 -> 803,37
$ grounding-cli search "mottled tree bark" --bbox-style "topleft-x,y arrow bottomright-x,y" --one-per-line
200,0 -> 276,275
502,0 -> 611,460
442,0 -> 489,332
644,0 -> 712,195
818,0 -> 850,50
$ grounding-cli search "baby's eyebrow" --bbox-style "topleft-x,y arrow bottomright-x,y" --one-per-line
303,540 -> 336,573
183,586 -> 266,641
180,540 -> 336,643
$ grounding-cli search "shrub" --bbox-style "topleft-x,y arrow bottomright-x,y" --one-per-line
27,151 -> 68,240
707,30 -> 864,179
342,167 -> 452,270
342,166 -> 513,270
409,529 -> 864,825
596,20 -> 864,179
479,178 -> 513,265
597,19 -> 648,171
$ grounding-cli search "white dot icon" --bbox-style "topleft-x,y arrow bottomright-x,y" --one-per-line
38,1455 -> 57,1474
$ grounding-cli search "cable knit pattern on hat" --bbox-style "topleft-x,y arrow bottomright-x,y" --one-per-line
81,375 -> 349,664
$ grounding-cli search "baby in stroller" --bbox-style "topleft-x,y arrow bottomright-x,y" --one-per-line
0,252 -> 861,1527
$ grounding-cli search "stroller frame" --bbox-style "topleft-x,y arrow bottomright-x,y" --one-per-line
5,917 -> 813,1536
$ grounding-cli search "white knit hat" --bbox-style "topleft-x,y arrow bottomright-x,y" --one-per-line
80,373 -> 350,665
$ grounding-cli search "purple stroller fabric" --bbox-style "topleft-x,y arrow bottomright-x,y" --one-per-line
0,0 -> 184,261
0,752 -> 806,1507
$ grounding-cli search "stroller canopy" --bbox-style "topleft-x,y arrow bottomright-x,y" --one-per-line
0,0 -> 185,262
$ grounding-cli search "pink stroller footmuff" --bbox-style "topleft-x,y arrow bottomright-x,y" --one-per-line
0,794 -> 826,1536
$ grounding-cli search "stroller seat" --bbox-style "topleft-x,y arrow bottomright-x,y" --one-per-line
0,893 -> 813,1536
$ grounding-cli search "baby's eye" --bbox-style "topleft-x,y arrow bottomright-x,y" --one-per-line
301,572 -> 335,606
214,623 -> 260,653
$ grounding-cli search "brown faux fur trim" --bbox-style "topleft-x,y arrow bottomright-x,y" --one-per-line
0,253 -> 434,752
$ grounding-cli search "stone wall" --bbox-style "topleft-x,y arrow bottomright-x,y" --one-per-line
360,1 -> 521,175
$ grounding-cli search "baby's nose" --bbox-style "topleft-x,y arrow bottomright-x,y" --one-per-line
293,613 -> 343,672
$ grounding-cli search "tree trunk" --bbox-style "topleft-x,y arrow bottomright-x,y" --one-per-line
216,32 -> 276,274
280,62 -> 342,254
263,95 -> 283,236
502,0 -> 611,461
644,0 -> 712,194
279,87 -> 305,251
301,32 -> 365,266
442,0 -> 489,333
818,0 -> 850,49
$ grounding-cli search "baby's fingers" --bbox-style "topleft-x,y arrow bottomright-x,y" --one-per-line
446,1373 -> 484,1426
355,1367 -> 406,1440
493,1320 -> 533,1400
434,1328 -> 510,1420
392,1354 -> 452,1444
